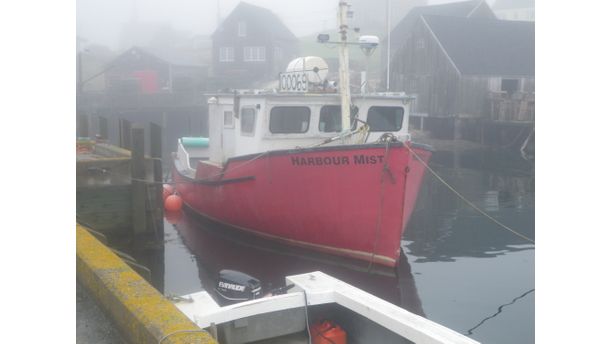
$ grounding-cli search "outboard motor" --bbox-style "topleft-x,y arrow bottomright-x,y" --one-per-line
215,270 -> 262,306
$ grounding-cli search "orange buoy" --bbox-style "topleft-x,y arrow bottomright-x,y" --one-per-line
164,194 -> 183,212
164,210 -> 183,225
162,184 -> 174,200
310,320 -> 346,344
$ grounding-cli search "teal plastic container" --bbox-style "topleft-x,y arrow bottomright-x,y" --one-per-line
181,137 -> 209,148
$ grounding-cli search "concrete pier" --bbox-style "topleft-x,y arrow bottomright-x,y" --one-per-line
76,224 -> 217,344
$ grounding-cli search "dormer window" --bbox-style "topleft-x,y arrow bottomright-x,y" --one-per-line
238,21 -> 246,37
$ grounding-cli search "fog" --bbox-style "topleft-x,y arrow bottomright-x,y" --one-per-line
77,0 -> 337,49
76,0 -> 504,50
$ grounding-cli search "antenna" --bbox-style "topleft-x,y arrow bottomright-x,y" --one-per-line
338,1 -> 351,131
386,0 -> 390,91
317,1 -> 380,128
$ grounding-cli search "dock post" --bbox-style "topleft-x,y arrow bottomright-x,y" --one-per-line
131,126 -> 147,239
149,122 -> 163,237
98,116 -> 108,140
78,113 -> 89,138
119,118 -> 132,150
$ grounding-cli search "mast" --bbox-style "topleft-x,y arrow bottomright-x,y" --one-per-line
386,0 -> 390,91
338,1 -> 351,131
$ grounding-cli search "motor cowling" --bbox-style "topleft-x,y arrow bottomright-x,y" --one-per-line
215,270 -> 262,305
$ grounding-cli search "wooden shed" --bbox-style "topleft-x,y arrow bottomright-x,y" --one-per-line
211,2 -> 299,89
389,15 -> 534,124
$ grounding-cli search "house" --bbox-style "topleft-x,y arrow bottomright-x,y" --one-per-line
380,0 -> 496,86
492,0 -> 535,21
211,2 -> 299,89
388,15 -> 534,128
103,46 -> 208,96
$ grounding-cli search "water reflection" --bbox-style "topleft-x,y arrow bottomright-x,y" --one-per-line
405,149 -> 535,262
401,148 -> 534,344
164,209 -> 426,317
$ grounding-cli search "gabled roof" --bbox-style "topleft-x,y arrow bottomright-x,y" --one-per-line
422,15 -> 534,76
213,2 -> 296,42
113,47 -> 206,68
493,0 -> 535,10
389,0 -> 495,43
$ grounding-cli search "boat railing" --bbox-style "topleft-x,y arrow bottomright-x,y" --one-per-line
177,140 -> 193,171
176,272 -> 480,344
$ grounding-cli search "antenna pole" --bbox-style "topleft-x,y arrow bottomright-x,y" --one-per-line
386,0 -> 390,91
338,1 -> 351,131
217,0 -> 221,27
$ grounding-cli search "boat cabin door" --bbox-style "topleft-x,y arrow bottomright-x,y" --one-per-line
221,106 -> 236,160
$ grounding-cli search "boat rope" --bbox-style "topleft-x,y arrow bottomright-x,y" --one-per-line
403,141 -> 535,244
465,288 -> 535,336
368,138 -> 393,271
157,329 -> 213,344
302,290 -> 313,344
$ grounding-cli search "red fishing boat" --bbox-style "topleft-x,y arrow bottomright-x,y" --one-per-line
172,2 -> 432,267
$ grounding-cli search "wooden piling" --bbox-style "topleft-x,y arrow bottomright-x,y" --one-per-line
150,122 -> 163,237
78,113 -> 89,137
119,118 -> 132,150
98,116 -> 108,140
131,126 -> 147,238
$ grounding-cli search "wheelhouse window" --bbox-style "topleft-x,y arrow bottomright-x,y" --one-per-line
367,106 -> 404,132
244,47 -> 266,62
270,106 -> 310,133
241,108 -> 256,135
318,105 -> 359,132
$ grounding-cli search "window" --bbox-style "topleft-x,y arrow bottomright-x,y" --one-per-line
367,106 -> 404,132
270,106 -> 310,133
318,105 -> 359,132
238,21 -> 246,37
501,79 -> 520,94
244,47 -> 266,62
274,47 -> 282,61
224,111 -> 234,128
416,38 -> 425,50
219,47 -> 234,62
241,108 -> 256,135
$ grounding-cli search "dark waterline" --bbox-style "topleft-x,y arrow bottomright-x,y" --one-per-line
158,147 -> 534,344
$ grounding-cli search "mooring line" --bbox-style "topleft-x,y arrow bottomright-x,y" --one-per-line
466,288 -> 535,336
403,142 -> 535,244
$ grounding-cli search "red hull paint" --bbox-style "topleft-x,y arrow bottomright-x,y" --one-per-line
173,142 -> 431,267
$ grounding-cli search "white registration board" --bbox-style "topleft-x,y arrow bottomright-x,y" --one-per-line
279,71 -> 308,93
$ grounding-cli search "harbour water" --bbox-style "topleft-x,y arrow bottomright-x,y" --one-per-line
158,147 -> 535,344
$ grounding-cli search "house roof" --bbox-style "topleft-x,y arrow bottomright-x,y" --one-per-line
493,0 -> 535,10
114,47 -> 206,68
389,0 -> 494,42
213,2 -> 296,42
422,15 -> 534,76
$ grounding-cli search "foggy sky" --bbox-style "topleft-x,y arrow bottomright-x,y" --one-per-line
77,0 -> 337,49
76,0 -> 499,49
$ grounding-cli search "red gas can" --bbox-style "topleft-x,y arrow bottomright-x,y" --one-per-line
310,320 -> 347,344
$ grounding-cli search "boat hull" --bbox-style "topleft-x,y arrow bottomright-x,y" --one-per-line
173,142 -> 431,267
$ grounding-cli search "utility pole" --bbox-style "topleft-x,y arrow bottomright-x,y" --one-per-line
338,1 -> 351,131
78,51 -> 83,97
